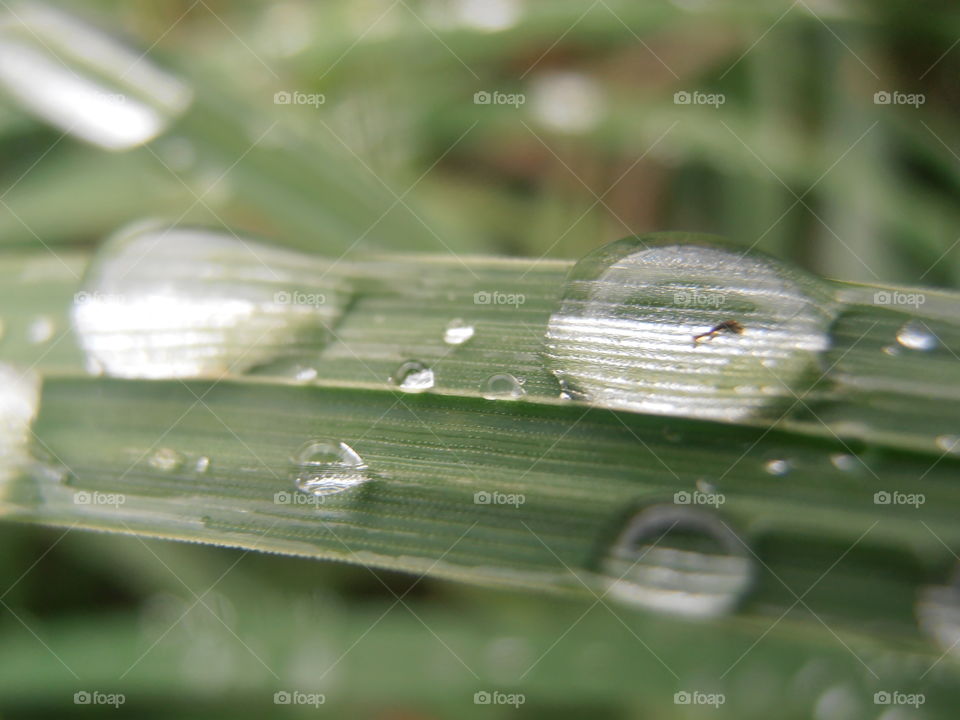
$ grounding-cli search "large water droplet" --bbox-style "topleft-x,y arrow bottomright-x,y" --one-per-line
291,440 -> 369,497
0,3 -> 192,150
443,318 -> 475,345
390,360 -> 435,393
544,235 -> 834,422
71,222 -> 348,379
482,373 -> 525,400
601,505 -> 754,618
896,320 -> 937,351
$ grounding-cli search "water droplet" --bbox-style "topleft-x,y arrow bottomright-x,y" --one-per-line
294,367 -> 318,382
291,440 -> 369,497
764,459 -> 791,476
194,456 -> 211,474
812,684 -> 863,720
390,360 -> 435,393
443,318 -> 475,345
0,3 -> 192,150
601,505 -> 754,618
544,234 -> 834,422
935,435 -> 960,455
149,448 -> 184,472
696,477 -> 716,494
896,320 -> 937,351
71,222 -> 348,379
482,373 -> 525,400
26,315 -> 55,344
0,363 -> 40,484
829,453 -> 858,472
529,71 -> 604,134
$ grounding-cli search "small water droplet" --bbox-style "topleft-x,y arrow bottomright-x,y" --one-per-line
294,367 -> 318,382
696,478 -> 716,494
601,505 -> 753,618
291,440 -> 369,497
149,448 -> 184,472
195,456 -> 211,473
896,320 -> 937,351
390,360 -> 435,392
443,318 -> 475,345
27,315 -> 55,344
935,435 -> 960,455
829,453 -> 858,472
544,235 -> 834,422
764,459 -> 791,476
482,373 -> 525,400
882,344 -> 901,356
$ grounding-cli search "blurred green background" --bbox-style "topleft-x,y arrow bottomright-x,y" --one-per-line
2,0 -> 960,717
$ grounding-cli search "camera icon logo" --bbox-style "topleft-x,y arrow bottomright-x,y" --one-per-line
874,691 -> 891,704
873,290 -> 891,305
874,91 -> 891,105
474,91 -> 491,104
874,491 -> 891,505
673,91 -> 691,104
674,691 -> 691,704
474,291 -> 491,304
274,91 -> 292,105
274,691 -> 292,704
74,691 -> 91,704
274,491 -> 291,505
474,691 -> 491,704
474,491 -> 491,505
673,491 -> 691,505
74,491 -> 91,505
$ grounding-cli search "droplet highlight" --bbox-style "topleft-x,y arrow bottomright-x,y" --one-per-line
149,448 -> 184,472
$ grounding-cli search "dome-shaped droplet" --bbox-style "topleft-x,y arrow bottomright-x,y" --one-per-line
544,234 -> 835,422
291,440 -> 369,497
443,319 -> 475,346
764,459 -> 791,476
896,320 -> 937,351
71,222 -> 348,379
390,360 -> 435,393
935,435 -> 960,455
601,505 -> 754,618
482,373 -> 525,400
0,3 -> 192,150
